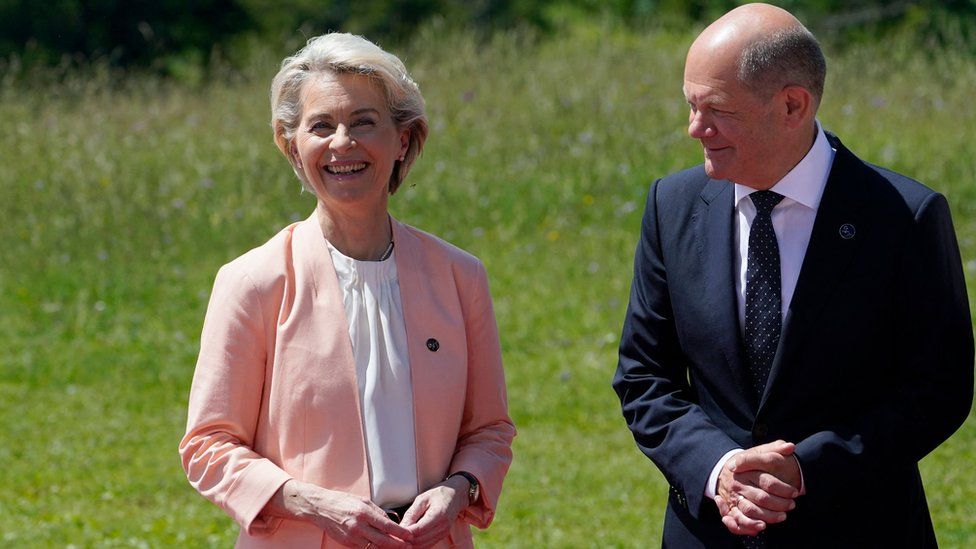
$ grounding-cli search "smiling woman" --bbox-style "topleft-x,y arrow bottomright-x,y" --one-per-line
179,33 -> 516,549
290,73 -> 408,216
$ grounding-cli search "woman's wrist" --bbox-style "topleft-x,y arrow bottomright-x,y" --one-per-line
443,475 -> 473,512
263,479 -> 314,520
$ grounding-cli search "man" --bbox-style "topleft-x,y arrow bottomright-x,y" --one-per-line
613,3 -> 973,547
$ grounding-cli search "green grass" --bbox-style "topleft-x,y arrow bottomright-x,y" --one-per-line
2,22 -> 975,547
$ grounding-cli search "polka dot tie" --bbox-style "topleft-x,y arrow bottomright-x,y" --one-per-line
740,191 -> 783,549
744,190 -> 784,404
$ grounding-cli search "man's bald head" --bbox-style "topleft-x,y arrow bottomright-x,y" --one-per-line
689,3 -> 826,105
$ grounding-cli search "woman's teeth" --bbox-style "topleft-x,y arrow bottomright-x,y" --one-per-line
326,163 -> 367,174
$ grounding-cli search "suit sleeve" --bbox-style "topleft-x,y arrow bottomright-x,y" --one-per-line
613,181 -> 741,518
794,193 -> 974,502
179,264 -> 292,536
449,260 -> 516,529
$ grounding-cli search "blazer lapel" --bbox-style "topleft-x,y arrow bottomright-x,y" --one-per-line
291,212 -> 371,496
696,180 -> 756,413
392,218 -> 441,488
759,136 -> 870,408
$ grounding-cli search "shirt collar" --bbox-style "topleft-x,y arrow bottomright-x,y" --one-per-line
734,122 -> 836,211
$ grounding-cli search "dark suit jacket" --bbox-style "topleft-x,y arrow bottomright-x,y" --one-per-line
613,133 -> 974,548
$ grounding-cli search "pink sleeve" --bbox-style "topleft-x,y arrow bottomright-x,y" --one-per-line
449,262 -> 517,529
179,264 -> 292,536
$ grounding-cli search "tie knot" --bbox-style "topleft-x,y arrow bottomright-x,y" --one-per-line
751,190 -> 784,215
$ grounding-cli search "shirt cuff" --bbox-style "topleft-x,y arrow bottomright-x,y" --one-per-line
793,454 -> 806,495
705,449 -> 744,499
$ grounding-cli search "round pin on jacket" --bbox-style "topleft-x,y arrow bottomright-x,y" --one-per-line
839,223 -> 856,239
426,338 -> 439,352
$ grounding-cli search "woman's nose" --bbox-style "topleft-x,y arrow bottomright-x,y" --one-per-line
330,126 -> 355,153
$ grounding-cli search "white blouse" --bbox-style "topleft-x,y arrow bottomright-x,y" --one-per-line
327,241 -> 419,508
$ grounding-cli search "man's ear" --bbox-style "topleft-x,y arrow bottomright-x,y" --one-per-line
780,85 -> 814,129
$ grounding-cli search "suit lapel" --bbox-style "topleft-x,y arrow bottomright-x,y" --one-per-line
696,179 -> 756,413
759,136 -> 870,408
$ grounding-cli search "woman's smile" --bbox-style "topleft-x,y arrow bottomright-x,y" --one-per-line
324,161 -> 369,176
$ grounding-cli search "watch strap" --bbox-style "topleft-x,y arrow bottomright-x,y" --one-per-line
448,471 -> 480,504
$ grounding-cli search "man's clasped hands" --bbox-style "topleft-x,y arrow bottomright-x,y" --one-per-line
714,440 -> 803,537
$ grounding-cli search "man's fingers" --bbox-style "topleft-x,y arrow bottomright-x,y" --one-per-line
730,451 -> 790,473
754,471 -> 800,499
733,490 -> 790,523
728,440 -> 796,473
751,439 -> 795,456
737,482 -> 796,512
721,506 -> 766,536
714,495 -> 731,516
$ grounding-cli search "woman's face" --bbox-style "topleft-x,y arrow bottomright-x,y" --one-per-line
291,72 -> 409,208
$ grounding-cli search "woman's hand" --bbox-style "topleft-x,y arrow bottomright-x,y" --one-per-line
263,480 -> 412,548
400,476 -> 470,548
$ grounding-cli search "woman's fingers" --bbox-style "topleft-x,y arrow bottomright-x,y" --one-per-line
399,495 -> 429,528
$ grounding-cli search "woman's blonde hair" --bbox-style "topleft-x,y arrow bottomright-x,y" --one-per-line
270,33 -> 429,194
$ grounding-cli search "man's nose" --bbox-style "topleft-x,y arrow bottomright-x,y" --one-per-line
688,112 -> 715,139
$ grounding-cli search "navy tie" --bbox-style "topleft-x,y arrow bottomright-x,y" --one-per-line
740,190 -> 784,549
744,190 -> 784,403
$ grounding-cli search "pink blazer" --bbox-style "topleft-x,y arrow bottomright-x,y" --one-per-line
180,213 -> 516,548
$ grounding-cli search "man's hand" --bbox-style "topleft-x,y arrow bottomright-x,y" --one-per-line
715,440 -> 802,536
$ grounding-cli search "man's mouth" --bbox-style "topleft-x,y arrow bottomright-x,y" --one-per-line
325,163 -> 368,175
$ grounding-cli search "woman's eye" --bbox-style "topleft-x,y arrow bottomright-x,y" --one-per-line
310,121 -> 333,132
352,118 -> 376,127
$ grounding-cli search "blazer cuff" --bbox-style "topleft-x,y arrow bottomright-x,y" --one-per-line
226,461 -> 293,536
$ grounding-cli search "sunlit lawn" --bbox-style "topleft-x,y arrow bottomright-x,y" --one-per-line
1,22 -> 974,547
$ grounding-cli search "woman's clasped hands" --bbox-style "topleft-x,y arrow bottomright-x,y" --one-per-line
266,478 -> 470,548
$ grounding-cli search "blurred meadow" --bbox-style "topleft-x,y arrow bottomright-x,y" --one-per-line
2,11 -> 976,549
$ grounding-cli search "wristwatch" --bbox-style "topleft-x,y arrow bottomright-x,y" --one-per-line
449,471 -> 480,504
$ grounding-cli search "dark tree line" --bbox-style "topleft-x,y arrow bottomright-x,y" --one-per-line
1,0 -> 972,70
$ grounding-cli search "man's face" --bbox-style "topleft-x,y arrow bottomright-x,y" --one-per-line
683,54 -> 783,188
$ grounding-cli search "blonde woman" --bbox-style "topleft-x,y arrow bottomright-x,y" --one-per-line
180,33 -> 515,549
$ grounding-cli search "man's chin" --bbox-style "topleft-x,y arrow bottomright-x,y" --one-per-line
703,161 -> 724,181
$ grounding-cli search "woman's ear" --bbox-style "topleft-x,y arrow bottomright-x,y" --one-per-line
398,128 -> 410,161
290,142 -> 302,168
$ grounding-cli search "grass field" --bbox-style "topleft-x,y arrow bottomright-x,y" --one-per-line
1,22 -> 974,547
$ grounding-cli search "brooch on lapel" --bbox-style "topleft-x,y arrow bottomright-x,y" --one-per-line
838,223 -> 856,240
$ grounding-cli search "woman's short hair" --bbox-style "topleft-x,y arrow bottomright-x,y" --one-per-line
270,33 -> 429,194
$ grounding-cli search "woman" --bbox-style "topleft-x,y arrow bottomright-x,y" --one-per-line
180,33 -> 515,549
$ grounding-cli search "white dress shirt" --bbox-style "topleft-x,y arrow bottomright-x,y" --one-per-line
328,242 -> 419,508
705,123 -> 836,499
